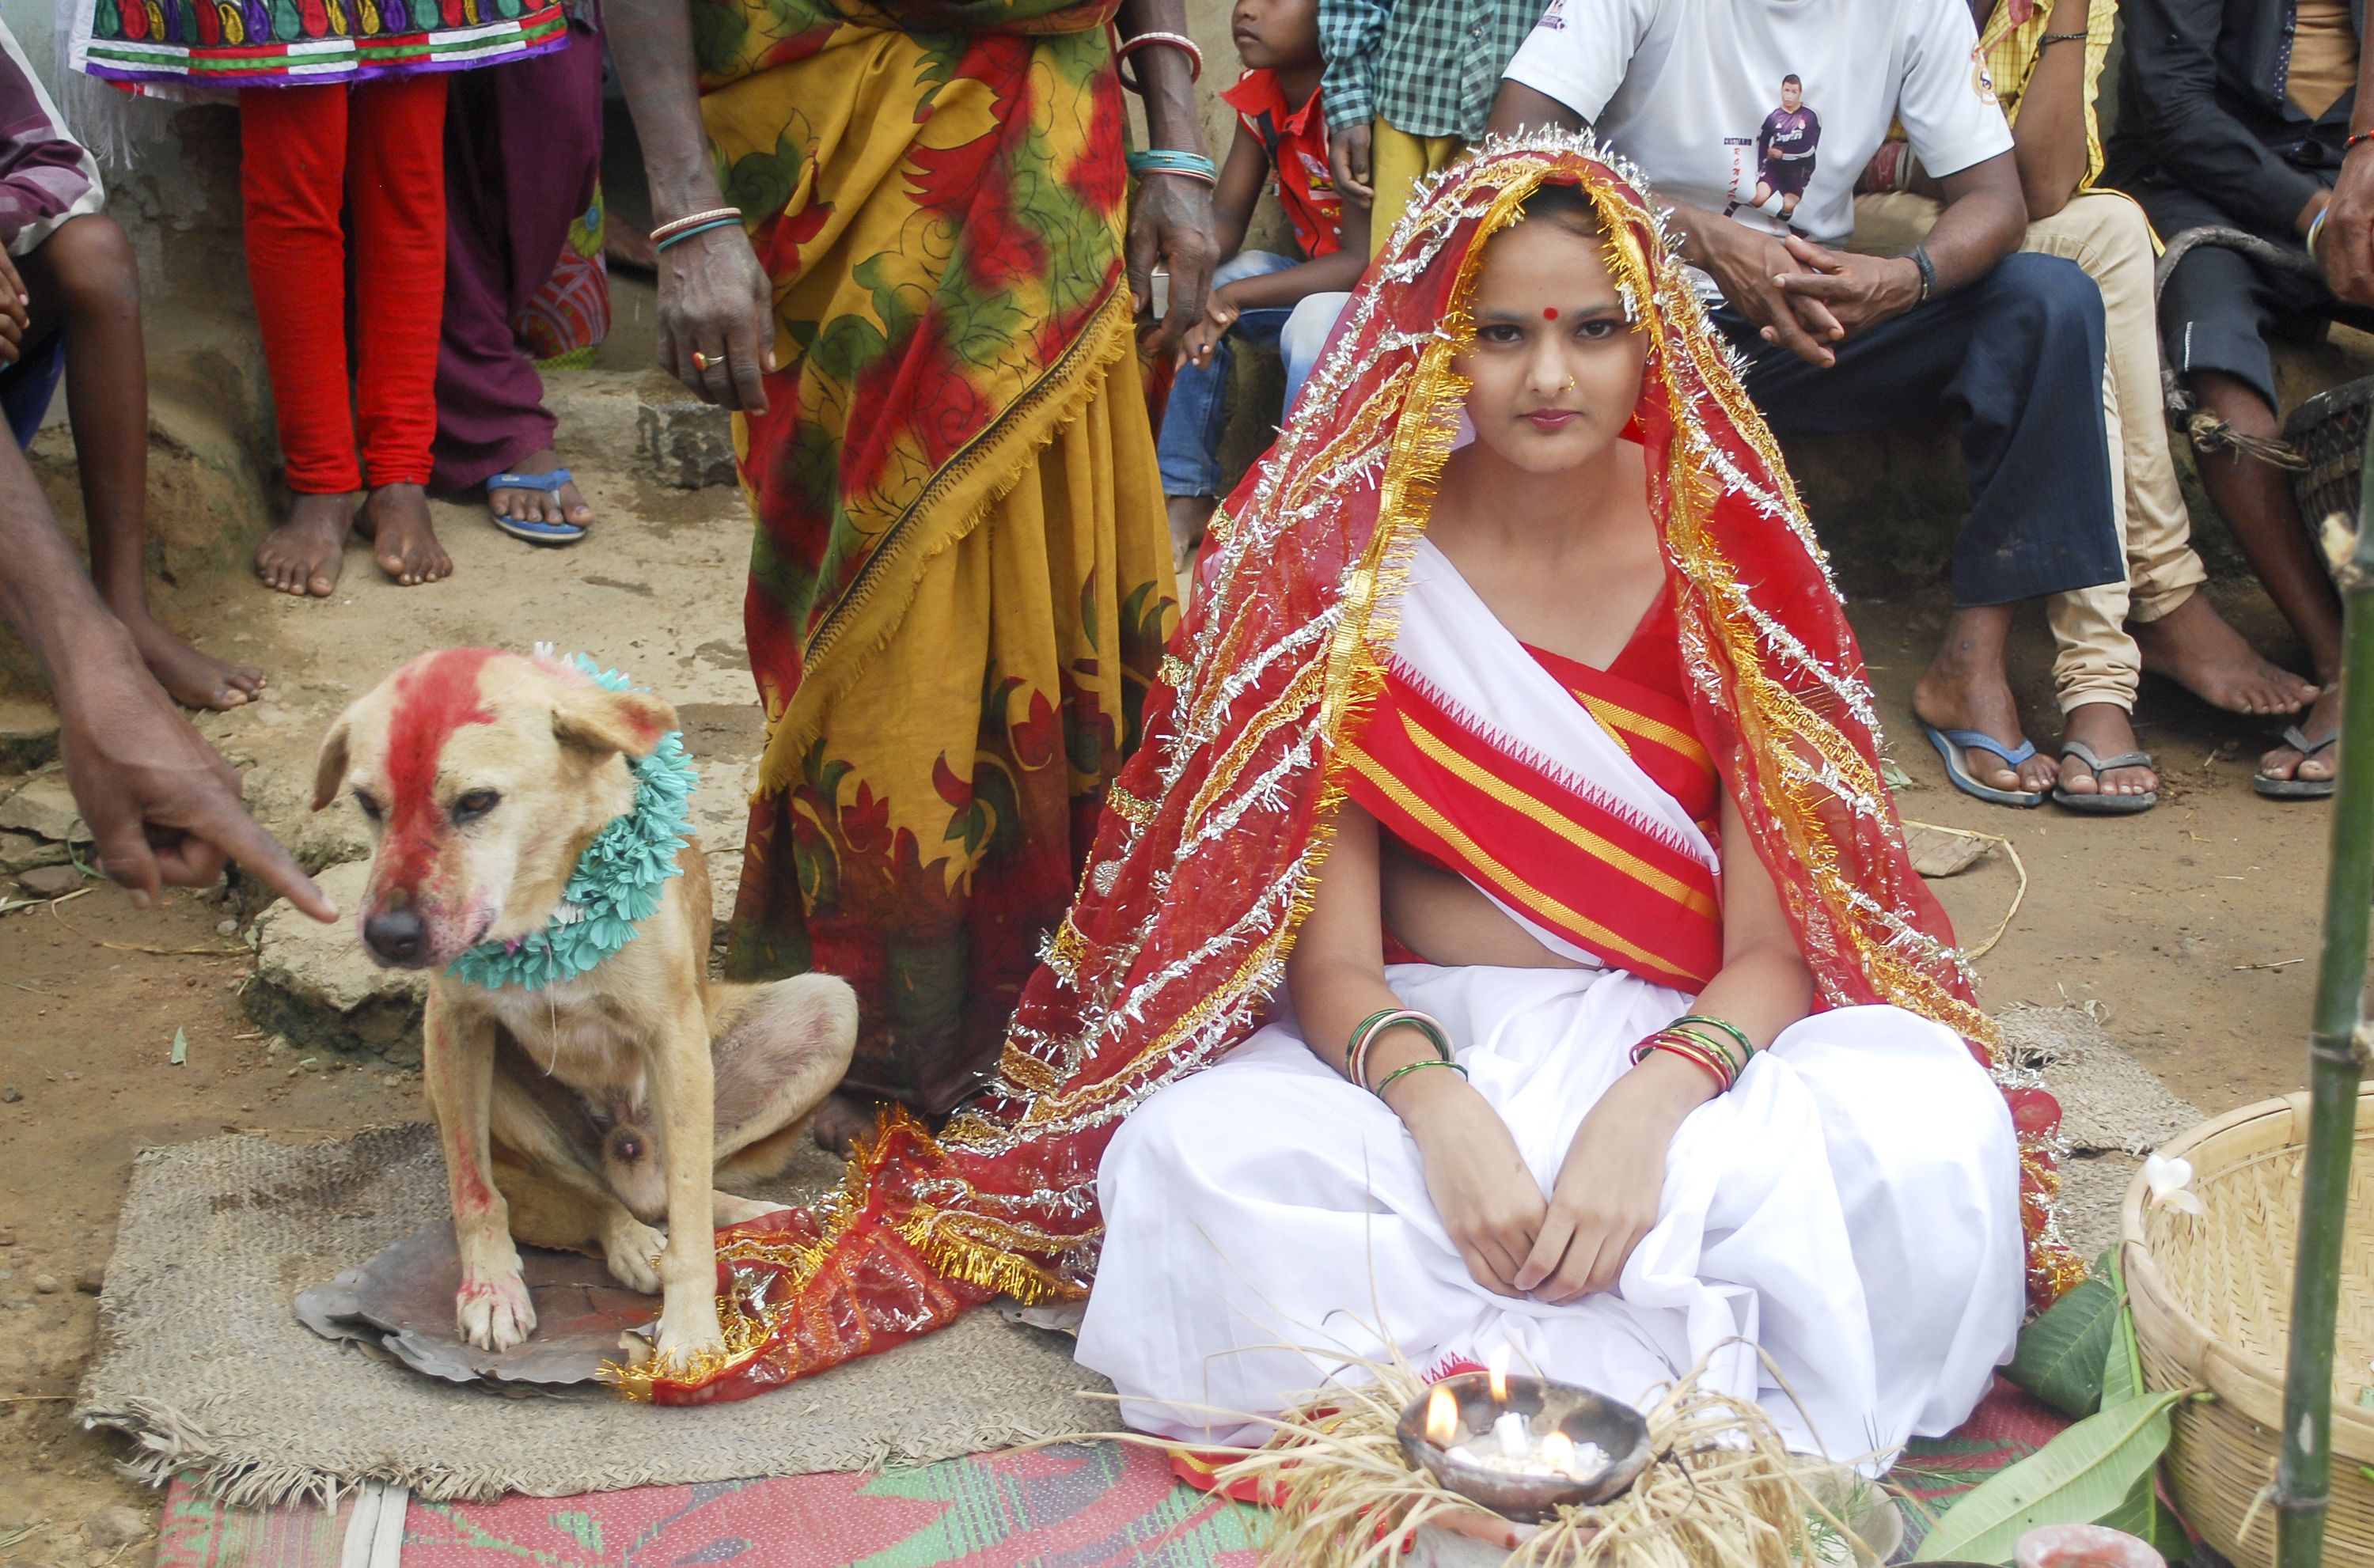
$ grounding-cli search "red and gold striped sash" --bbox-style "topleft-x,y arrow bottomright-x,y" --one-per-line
1341,662 -> 1724,991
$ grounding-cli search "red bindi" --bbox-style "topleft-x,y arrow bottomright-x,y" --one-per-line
1542,308 -> 1559,320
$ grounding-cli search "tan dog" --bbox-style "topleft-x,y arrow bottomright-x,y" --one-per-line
313,648 -> 855,1365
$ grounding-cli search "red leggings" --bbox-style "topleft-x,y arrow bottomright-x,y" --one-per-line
239,77 -> 447,495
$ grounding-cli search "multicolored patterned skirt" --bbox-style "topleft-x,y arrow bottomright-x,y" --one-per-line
698,0 -> 1175,1112
73,0 -> 569,88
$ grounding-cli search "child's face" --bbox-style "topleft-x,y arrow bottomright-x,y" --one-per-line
1232,0 -> 1323,72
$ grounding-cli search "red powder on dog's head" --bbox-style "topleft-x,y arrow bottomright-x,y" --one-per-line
382,649 -> 500,887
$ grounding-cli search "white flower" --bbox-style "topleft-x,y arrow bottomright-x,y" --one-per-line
533,641 -> 557,661
2143,1152 -> 2205,1217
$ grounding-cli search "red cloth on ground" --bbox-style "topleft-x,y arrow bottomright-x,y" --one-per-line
239,77 -> 448,494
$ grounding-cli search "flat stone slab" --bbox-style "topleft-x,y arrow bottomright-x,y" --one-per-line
0,772 -> 91,844
249,860 -> 425,1062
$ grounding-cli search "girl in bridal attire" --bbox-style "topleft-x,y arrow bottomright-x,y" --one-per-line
632,142 -> 2073,1457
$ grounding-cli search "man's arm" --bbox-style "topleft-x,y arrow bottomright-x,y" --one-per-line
1319,0 -> 1387,203
1484,78 -> 1582,140
1769,149 -> 2027,354
0,441 -> 332,918
2004,0 -> 2098,219
2121,0 -> 2327,237
2318,17 -> 2374,301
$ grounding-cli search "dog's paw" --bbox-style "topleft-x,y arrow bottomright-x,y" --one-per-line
456,1271 -> 537,1351
602,1219 -> 666,1295
653,1301 -> 726,1369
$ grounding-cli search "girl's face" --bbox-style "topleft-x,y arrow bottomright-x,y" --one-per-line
1452,216 -> 1645,476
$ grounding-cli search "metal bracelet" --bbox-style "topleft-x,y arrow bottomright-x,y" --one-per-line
649,206 -> 743,244
1909,243 -> 1937,305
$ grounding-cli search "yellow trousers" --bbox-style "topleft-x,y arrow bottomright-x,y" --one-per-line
1369,123 -> 1466,258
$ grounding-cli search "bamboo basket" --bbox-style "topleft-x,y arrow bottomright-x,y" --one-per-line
2121,1089 -> 2374,1566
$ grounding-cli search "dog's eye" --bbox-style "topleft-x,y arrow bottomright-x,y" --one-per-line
352,790 -> 383,822
451,790 -> 501,824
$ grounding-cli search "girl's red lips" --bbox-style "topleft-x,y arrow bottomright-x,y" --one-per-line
1521,408 -> 1580,430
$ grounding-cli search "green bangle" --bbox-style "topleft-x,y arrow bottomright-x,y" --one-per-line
1372,1056 -> 1469,1099
1344,1006 -> 1405,1076
1673,1013 -> 1755,1062
1667,1023 -> 1747,1075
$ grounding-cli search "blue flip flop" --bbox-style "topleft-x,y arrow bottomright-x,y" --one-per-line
487,468 -> 586,546
1919,718 -> 2047,808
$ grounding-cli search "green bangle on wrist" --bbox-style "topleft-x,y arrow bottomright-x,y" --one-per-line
1372,1056 -> 1470,1099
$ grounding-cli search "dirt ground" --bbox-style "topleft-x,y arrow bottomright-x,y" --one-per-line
0,432 -> 2349,1561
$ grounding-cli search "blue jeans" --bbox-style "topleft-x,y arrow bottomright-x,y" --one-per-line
1713,252 -> 2122,608
1158,251 -> 1341,498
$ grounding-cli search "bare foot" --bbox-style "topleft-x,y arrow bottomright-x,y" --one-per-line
117,608 -> 265,710
2257,684 -> 2342,786
807,1090 -> 881,1158
1913,663 -> 2054,796
1167,494 -> 1215,572
355,483 -> 452,587
254,491 -> 355,597
2133,590 -> 2318,714
2054,702 -> 2159,799
488,449 -> 594,533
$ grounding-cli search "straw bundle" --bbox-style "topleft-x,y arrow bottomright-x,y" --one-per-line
1200,1354 -> 1887,1568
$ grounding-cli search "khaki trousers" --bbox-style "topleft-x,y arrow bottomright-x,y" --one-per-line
1852,191 -> 2208,713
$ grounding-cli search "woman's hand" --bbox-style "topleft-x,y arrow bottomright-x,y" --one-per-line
1399,1074 -> 1548,1295
656,222 -> 776,413
1514,1053 -> 1708,1303
1128,172 -> 1219,354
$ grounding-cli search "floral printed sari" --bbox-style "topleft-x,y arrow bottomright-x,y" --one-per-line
695,0 -> 1176,1113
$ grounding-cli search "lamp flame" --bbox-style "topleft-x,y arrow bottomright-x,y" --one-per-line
1424,1384 -> 1458,1448
1487,1343 -> 1511,1404
1540,1431 -> 1577,1475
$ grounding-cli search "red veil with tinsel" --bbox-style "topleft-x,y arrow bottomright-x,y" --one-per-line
625,137 -> 2078,1403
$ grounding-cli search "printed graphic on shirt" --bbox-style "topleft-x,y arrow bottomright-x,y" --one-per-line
1724,74 -> 1820,233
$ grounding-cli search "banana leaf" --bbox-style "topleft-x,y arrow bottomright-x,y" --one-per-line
2001,1249 -> 2122,1417
1912,1389 -> 2182,1562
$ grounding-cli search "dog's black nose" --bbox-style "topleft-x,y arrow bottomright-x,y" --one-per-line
363,908 -> 428,965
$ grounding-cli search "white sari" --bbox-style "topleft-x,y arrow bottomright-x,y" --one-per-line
1074,547 -> 2025,1466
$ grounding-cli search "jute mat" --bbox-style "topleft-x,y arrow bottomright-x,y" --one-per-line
74,1123 -> 1109,1506
75,1007 -> 2198,1509
1996,1002 -> 2205,1261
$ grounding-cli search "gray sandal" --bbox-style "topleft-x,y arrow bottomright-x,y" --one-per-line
2051,739 -> 2159,815
2253,725 -> 2338,799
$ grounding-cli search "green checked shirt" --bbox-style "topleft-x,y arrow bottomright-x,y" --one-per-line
1318,0 -> 1553,138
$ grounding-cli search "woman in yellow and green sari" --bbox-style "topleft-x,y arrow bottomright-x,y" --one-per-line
609,0 -> 1213,1140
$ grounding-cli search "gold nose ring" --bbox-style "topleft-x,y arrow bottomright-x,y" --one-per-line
1562,375 -> 1577,392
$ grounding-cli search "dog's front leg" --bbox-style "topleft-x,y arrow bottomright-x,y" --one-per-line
646,997 -> 724,1365
424,987 -> 537,1351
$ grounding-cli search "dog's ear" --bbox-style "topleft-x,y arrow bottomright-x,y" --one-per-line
552,685 -> 677,761
311,710 -> 355,812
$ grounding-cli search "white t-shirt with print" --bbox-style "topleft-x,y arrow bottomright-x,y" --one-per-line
1503,0 -> 2012,249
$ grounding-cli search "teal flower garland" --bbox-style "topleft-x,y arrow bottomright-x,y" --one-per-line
447,655 -> 700,991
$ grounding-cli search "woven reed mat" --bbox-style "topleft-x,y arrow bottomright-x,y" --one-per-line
73,1123 -> 1108,1507
1997,1003 -> 2204,1259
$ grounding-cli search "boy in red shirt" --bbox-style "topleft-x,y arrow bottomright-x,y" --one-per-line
1162,0 -> 1369,566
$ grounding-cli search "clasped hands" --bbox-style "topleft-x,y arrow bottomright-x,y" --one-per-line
1396,1054 -> 1706,1305
1696,221 -> 1923,369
